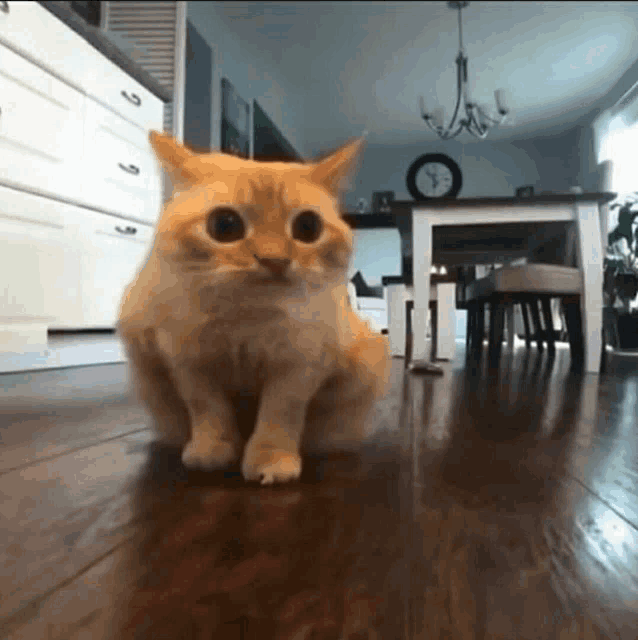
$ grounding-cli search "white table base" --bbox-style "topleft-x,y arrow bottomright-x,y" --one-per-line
385,282 -> 457,360
411,201 -> 604,374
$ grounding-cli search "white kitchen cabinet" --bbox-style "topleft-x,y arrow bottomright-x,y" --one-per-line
0,185 -> 83,328
75,211 -> 154,328
0,1 -> 168,351
81,97 -> 162,224
80,41 -> 165,132
0,42 -> 85,202
0,0 -> 89,90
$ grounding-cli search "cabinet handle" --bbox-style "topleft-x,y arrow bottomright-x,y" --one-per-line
115,226 -> 137,235
118,163 -> 140,175
0,2 -> 8,14
121,90 -> 141,107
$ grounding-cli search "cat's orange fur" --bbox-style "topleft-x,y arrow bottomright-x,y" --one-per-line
117,132 -> 390,484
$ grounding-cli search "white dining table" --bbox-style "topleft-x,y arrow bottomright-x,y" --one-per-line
403,193 -> 615,374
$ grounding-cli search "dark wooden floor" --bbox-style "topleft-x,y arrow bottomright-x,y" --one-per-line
0,342 -> 637,639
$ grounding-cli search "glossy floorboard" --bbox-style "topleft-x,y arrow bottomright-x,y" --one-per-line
0,343 -> 636,639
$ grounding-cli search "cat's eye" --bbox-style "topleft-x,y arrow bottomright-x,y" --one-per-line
207,208 -> 246,243
292,211 -> 323,244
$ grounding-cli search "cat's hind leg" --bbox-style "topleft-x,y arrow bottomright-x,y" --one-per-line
303,332 -> 391,455
122,329 -> 191,446
302,378 -> 380,455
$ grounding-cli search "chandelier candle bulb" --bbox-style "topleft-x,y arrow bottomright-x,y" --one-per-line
418,96 -> 427,117
494,89 -> 508,116
432,108 -> 445,129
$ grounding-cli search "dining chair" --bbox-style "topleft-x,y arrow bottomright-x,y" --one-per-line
464,264 -> 587,369
464,222 -> 581,363
457,265 -> 536,353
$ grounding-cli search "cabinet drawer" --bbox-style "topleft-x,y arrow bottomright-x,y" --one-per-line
0,184 -> 84,326
0,43 -> 85,201
77,213 -> 155,248
76,211 -> 154,328
0,1 -> 90,90
81,43 -> 164,132
82,97 -> 163,223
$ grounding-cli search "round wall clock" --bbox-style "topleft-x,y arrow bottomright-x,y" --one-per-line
406,153 -> 463,200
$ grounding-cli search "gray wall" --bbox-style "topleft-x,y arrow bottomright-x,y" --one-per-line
186,2 -> 305,156
344,130 -> 584,287
344,139 -> 541,211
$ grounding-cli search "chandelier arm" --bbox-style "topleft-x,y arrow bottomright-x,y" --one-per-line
464,116 -> 484,138
467,120 -> 490,140
467,121 -> 490,139
474,102 -> 501,126
424,69 -> 465,140
467,104 -> 490,135
424,116 -> 464,141
422,115 -> 447,138
447,121 -> 467,140
469,121 -> 489,139
441,53 -> 466,137
464,105 -> 489,138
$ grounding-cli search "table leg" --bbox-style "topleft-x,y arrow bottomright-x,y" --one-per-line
525,299 -> 541,350
506,303 -> 515,352
411,215 -> 443,374
575,201 -> 604,374
541,296 -> 556,353
521,301 -> 532,347
436,283 -> 456,360
386,283 -> 407,357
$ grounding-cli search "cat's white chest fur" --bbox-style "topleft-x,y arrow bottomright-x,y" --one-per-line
154,283 -> 341,387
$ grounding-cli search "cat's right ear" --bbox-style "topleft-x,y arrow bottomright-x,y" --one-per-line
149,131 -> 198,188
309,135 -> 367,197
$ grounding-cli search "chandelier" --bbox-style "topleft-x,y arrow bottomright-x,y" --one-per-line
419,1 -> 509,140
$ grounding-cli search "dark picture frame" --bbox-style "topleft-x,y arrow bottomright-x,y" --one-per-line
221,78 -> 249,158
253,99 -> 302,163
183,21 -> 213,154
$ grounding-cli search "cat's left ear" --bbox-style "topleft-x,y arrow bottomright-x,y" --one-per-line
309,136 -> 367,197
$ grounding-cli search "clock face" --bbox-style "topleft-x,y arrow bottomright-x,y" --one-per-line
414,162 -> 454,198
406,153 -> 463,200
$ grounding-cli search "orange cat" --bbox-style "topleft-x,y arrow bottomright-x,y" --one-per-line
117,132 -> 390,484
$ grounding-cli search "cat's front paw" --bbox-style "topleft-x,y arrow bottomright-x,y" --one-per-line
241,445 -> 302,485
181,433 -> 241,471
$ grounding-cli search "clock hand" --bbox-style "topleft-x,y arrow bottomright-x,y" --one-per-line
422,168 -> 436,194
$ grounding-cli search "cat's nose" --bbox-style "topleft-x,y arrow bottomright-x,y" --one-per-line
256,256 -> 291,276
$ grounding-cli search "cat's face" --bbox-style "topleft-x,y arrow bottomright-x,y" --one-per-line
149,133 -> 365,293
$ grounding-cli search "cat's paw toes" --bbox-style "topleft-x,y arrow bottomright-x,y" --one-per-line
181,436 -> 240,471
241,449 -> 302,485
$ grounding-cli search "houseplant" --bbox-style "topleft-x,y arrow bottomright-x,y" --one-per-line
604,193 -> 638,349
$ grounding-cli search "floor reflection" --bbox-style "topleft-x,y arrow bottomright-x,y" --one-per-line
110,445 -> 412,639
106,345 -> 637,639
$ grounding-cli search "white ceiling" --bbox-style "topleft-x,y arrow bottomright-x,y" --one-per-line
219,1 -> 638,153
